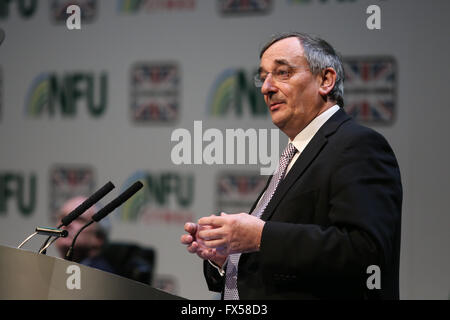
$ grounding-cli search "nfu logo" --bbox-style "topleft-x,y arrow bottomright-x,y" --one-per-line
0,0 -> 38,20
25,72 -> 108,118
117,171 -> 195,225
0,172 -> 37,217
207,68 -> 267,118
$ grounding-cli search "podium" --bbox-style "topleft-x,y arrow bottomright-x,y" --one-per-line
0,245 -> 184,300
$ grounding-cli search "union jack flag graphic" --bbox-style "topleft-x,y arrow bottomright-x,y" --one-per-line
131,63 -> 180,122
49,166 -> 95,221
219,0 -> 272,15
216,172 -> 268,214
343,57 -> 397,124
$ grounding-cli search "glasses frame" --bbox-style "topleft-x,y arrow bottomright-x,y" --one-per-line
254,64 -> 310,88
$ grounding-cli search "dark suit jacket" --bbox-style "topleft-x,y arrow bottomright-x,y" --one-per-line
204,108 -> 402,300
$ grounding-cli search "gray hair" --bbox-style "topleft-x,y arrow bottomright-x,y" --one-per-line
260,32 -> 345,107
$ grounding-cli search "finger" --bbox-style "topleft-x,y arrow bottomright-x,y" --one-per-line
203,238 -> 227,249
198,215 -> 224,227
199,248 -> 217,260
198,227 -> 225,241
187,241 -> 199,254
184,222 -> 197,233
180,234 -> 193,245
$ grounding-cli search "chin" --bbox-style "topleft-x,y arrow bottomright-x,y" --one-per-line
270,113 -> 287,130
57,239 -> 72,250
271,119 -> 284,130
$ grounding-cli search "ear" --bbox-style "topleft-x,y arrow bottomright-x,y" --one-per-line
318,67 -> 337,98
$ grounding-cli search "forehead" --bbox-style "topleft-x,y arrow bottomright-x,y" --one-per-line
57,197 -> 96,219
260,37 -> 305,68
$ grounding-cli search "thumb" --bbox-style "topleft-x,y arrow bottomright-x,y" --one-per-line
220,212 -> 228,216
184,222 -> 197,234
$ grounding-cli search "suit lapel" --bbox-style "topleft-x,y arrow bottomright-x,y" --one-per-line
260,108 -> 351,221
247,175 -> 273,214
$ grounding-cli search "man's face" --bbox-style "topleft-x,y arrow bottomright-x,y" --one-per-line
55,197 -> 103,258
259,37 -> 324,139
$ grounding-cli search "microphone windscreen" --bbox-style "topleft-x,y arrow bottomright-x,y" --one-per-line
92,181 -> 143,222
61,181 -> 115,226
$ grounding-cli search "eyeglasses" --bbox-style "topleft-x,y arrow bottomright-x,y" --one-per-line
254,65 -> 309,88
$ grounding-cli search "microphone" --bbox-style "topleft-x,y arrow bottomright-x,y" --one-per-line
38,181 -> 115,254
36,228 -> 69,254
36,227 -> 69,238
65,181 -> 143,261
18,227 -> 68,250
0,29 -> 4,46
92,181 -> 143,222
60,181 -> 115,227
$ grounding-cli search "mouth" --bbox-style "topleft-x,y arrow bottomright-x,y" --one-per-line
269,102 -> 284,112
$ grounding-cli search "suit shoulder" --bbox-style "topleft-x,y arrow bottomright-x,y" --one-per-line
338,119 -> 390,147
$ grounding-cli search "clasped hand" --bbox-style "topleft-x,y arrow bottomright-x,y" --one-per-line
180,212 -> 265,266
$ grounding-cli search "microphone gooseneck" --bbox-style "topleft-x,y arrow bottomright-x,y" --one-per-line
65,221 -> 94,261
39,181 -> 115,255
17,227 -> 68,250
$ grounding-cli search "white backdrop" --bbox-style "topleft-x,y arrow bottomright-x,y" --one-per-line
0,0 -> 449,299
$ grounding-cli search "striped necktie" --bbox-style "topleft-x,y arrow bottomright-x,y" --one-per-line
223,143 -> 298,300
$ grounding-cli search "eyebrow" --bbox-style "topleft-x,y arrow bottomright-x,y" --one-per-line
258,59 -> 293,74
274,59 -> 291,66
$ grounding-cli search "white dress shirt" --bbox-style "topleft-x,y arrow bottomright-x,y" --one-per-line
285,104 -> 340,175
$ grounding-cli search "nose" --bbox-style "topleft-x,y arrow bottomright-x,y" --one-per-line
261,73 -> 278,96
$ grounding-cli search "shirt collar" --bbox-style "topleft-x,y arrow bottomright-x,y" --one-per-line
289,104 -> 340,153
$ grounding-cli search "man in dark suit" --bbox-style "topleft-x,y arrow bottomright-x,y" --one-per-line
181,32 -> 402,300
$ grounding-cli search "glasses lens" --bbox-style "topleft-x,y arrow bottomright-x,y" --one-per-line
254,74 -> 263,87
